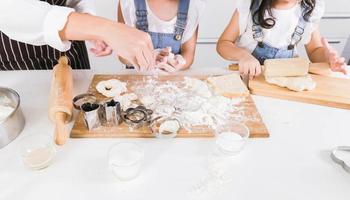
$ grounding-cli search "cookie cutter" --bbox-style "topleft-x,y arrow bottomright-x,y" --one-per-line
81,102 -> 102,130
122,106 -> 153,129
331,146 -> 350,173
103,99 -> 122,126
73,93 -> 97,110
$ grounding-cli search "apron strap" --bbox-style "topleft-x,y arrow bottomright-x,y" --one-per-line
288,9 -> 307,50
134,0 -> 149,32
174,0 -> 190,41
250,0 -> 264,44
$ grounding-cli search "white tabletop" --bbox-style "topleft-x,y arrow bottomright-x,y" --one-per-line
0,67 -> 349,200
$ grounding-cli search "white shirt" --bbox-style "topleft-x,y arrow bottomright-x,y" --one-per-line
236,0 -> 325,53
0,0 -> 95,52
120,0 -> 206,44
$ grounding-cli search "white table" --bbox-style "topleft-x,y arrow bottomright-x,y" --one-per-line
0,67 -> 349,200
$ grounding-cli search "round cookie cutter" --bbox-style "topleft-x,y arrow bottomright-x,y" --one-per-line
73,93 -> 97,110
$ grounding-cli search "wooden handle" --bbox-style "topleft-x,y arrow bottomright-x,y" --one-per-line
54,112 -> 68,146
49,56 -> 73,146
228,64 -> 239,71
230,62 -> 340,77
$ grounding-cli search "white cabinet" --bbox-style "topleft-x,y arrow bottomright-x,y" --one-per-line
192,39 -> 230,68
198,0 -> 236,39
324,0 -> 350,16
196,0 -> 236,68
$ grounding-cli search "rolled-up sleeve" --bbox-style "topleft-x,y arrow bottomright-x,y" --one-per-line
0,0 -> 95,52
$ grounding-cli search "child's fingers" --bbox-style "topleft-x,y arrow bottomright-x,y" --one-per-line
321,37 -> 331,50
249,65 -> 257,80
159,51 -> 170,57
95,47 -> 113,57
255,65 -> 262,76
158,63 -> 176,73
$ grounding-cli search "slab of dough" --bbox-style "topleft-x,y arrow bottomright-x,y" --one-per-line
265,75 -> 316,92
207,73 -> 249,98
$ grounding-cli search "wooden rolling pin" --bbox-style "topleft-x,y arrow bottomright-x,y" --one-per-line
49,56 -> 73,146
229,59 -> 334,77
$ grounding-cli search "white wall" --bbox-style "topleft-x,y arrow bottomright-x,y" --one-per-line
89,0 -> 350,70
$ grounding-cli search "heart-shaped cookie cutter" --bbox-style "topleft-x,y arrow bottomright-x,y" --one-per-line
331,146 -> 350,173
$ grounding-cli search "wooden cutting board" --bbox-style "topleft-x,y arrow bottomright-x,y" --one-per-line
70,75 -> 269,138
249,75 -> 350,110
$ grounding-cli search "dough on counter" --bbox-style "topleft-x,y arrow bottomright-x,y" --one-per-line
265,75 -> 316,92
184,77 -> 212,98
159,120 -> 180,135
96,79 -> 127,98
114,93 -> 138,110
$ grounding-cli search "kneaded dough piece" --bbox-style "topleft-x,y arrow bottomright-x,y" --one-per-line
159,120 -> 180,135
114,93 -> 138,110
266,75 -> 316,92
96,79 -> 127,98
184,77 -> 212,98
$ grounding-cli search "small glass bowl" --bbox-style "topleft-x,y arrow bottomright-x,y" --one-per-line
19,134 -> 56,170
108,143 -> 144,181
214,122 -> 250,156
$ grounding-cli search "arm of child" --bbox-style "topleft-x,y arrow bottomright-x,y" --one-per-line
305,29 -> 347,75
216,10 -> 261,79
167,27 -> 198,71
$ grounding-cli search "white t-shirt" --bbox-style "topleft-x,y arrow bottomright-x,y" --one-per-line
236,0 -> 325,53
120,0 -> 206,44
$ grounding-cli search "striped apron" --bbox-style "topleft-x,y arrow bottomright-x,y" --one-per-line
0,0 -> 90,70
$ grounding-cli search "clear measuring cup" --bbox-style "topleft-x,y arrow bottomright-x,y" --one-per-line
108,142 -> 144,181
19,134 -> 56,170
214,122 -> 250,156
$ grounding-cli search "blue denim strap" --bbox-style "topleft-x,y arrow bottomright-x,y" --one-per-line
174,0 -> 190,41
288,8 -> 307,50
134,0 -> 149,32
250,0 -> 264,43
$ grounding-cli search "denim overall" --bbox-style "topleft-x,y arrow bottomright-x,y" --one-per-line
250,0 -> 307,64
134,0 -> 190,54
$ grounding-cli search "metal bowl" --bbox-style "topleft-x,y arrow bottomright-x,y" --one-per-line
0,87 -> 25,149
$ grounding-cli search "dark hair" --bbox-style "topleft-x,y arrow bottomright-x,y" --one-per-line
251,0 -> 316,29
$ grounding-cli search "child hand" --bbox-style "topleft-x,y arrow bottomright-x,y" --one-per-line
167,54 -> 187,71
90,40 -> 113,57
239,54 -> 262,79
155,47 -> 173,64
322,38 -> 347,75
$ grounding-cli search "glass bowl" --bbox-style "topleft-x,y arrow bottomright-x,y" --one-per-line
19,134 -> 56,170
108,142 -> 144,181
214,122 -> 250,156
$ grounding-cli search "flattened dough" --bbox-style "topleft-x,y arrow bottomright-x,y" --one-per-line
266,75 -> 316,92
96,79 -> 127,98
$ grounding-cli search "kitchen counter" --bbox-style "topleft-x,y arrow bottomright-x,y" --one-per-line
0,67 -> 349,200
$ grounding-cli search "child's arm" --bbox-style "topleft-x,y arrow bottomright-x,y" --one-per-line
305,29 -> 347,74
216,11 -> 261,79
178,27 -> 198,70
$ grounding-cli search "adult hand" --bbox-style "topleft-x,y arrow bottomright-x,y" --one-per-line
322,37 -> 347,75
102,23 -> 156,71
